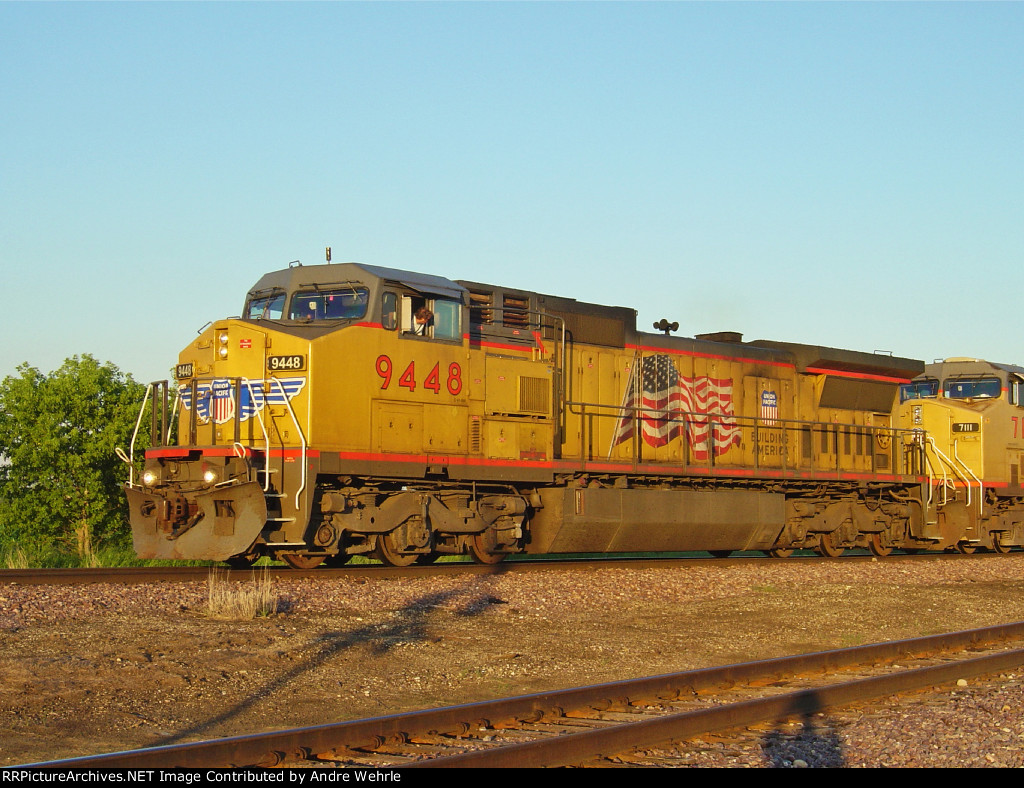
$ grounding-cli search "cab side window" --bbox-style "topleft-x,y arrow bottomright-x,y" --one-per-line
432,298 -> 461,341
382,292 -> 398,330
1012,377 -> 1024,407
400,295 -> 462,341
401,295 -> 431,336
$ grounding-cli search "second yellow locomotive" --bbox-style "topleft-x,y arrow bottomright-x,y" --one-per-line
897,358 -> 1024,553
125,258 -> 981,566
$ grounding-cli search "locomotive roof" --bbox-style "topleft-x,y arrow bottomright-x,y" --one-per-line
919,358 -> 1024,378
243,263 -> 921,381
748,339 -> 924,381
247,262 -> 467,301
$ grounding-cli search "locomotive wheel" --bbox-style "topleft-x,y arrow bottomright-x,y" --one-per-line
281,553 -> 325,570
469,530 -> 506,565
768,548 -> 794,559
868,533 -> 893,558
815,532 -> 844,558
375,533 -> 418,567
991,533 -> 1012,554
955,542 -> 978,555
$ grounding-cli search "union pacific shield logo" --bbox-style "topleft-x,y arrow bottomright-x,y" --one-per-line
211,379 -> 235,424
760,390 -> 778,426
180,377 -> 306,424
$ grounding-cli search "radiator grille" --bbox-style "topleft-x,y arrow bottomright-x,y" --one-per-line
518,376 -> 550,414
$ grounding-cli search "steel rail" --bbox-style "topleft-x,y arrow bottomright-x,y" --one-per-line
0,551 -> 971,586
415,647 -> 1024,768
20,620 -> 1024,769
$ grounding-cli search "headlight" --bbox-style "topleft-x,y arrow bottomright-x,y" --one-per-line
218,346 -> 229,359
912,405 -> 922,425
142,470 -> 158,486
203,469 -> 218,484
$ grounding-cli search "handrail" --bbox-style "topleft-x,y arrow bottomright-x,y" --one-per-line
268,376 -> 308,508
570,395 -> 923,476
921,447 -> 945,507
925,435 -> 975,509
122,382 -> 155,486
167,391 -> 179,445
238,377 -> 272,491
124,377 -> 305,500
953,438 -> 985,517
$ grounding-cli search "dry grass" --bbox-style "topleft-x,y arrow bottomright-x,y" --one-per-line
3,546 -> 29,569
206,567 -> 279,620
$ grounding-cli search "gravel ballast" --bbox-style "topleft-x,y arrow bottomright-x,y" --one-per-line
3,554 -> 1024,767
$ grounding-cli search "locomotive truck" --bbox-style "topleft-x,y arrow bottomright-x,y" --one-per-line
122,258 -> 1001,567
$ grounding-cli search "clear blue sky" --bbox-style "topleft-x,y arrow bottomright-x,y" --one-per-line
2,2 -> 1021,385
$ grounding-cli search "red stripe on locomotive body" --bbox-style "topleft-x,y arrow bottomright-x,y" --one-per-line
804,366 -> 913,385
147,445 -> 926,484
147,447 -> 321,459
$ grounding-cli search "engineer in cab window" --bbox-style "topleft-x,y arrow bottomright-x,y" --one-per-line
413,307 -> 433,336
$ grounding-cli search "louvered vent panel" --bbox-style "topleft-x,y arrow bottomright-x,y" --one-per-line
518,377 -> 549,414
503,295 -> 530,328
469,417 -> 482,453
469,291 -> 494,325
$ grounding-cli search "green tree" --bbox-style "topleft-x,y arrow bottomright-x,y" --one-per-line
0,355 -> 146,561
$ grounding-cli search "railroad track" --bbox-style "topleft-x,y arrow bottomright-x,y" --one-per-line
0,551 -> 966,586
22,620 -> 1024,769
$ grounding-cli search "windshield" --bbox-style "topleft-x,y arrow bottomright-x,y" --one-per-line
899,379 -> 939,403
246,293 -> 286,320
289,287 -> 369,321
943,377 -> 1002,400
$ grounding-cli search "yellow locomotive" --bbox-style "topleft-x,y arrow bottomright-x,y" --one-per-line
124,258 -> 984,566
897,358 -> 1024,553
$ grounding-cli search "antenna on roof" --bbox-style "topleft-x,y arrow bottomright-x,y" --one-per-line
326,246 -> 332,264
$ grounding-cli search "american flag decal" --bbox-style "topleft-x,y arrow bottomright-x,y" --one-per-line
611,355 -> 741,460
